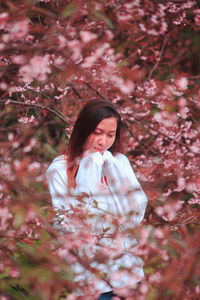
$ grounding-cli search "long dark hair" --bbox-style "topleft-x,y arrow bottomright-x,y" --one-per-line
66,99 -> 124,187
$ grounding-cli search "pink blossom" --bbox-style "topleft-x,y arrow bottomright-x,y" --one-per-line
13,141 -> 20,148
144,79 -> 157,96
148,29 -> 159,36
0,12 -> 9,29
186,182 -> 197,193
80,30 -> 97,43
121,106 -> 133,114
1,163 -> 12,178
66,25 -> 77,38
140,282 -> 149,294
178,106 -> 189,119
95,43 -> 110,57
175,177 -> 186,192
18,115 -> 35,124
195,15 -> 200,26
0,43 -> 5,50
173,17 -> 183,25
57,34 -> 67,49
188,197 -> 200,205
25,34 -> 34,42
67,40 -> 82,62
25,208 -> 38,222
93,2 -> 102,11
19,55 -> 51,83
81,54 -> 97,68
0,207 -> 12,230
8,268 -> 20,278
0,82 -> 8,90
0,296 -> 9,300
160,21 -> 168,34
8,133 -> 14,141
139,23 -> 146,32
178,97 -> 187,107
66,294 -> 78,300
124,1 -> 140,9
12,55 -> 25,65
181,1 -> 194,10
2,34 -> 10,42
155,228 -> 164,239
81,43 -> 109,68
155,202 -> 183,221
10,19 -> 29,40
195,285 -> 200,294
157,4 -> 166,17
23,138 -> 36,153
168,3 -> 178,13
119,80 -> 134,95
149,272 -> 162,284
175,77 -> 188,90
54,56 -> 65,66
105,30 -> 114,40
117,12 -> 132,22
189,144 -> 200,154
154,111 -> 178,127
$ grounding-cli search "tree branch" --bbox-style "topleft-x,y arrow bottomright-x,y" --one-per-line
83,81 -> 106,99
147,36 -> 167,81
133,115 -> 198,155
70,84 -> 83,99
124,120 -> 159,156
0,99 -> 69,125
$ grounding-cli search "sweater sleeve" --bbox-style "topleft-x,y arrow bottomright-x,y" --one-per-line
103,152 -> 148,225
46,153 -> 106,232
46,157 -> 81,211
74,152 -> 109,212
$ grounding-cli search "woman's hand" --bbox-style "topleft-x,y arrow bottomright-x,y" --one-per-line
82,150 -> 104,167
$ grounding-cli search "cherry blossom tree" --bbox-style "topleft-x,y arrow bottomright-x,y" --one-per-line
0,0 -> 200,299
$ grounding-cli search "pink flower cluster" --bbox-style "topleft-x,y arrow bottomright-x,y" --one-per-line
154,111 -> 178,127
19,55 -> 51,83
0,13 -> 9,30
9,19 -> 29,40
18,115 -> 35,124
155,201 -> 183,222
0,207 -> 12,231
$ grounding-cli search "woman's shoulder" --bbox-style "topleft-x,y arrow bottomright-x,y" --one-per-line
114,152 -> 129,163
46,155 -> 67,173
104,150 -> 130,164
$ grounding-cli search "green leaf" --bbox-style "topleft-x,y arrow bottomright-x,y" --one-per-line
14,209 -> 25,229
44,143 -> 57,156
61,2 -> 76,19
93,11 -> 114,30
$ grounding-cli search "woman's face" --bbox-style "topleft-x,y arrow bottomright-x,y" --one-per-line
84,117 -> 117,154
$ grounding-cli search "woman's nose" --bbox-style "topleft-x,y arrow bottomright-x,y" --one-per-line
98,135 -> 106,146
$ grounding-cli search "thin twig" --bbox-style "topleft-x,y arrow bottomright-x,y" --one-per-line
83,81 -> 106,99
133,115 -> 198,154
124,120 -> 159,156
70,84 -> 83,99
147,36 -> 167,81
26,88 -> 68,120
0,99 -> 69,125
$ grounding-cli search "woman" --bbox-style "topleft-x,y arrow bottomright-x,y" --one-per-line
46,99 -> 148,299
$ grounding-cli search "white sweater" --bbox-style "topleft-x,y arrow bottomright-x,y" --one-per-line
46,150 -> 148,293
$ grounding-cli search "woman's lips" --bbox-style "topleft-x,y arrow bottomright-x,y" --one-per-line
94,147 -> 103,152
